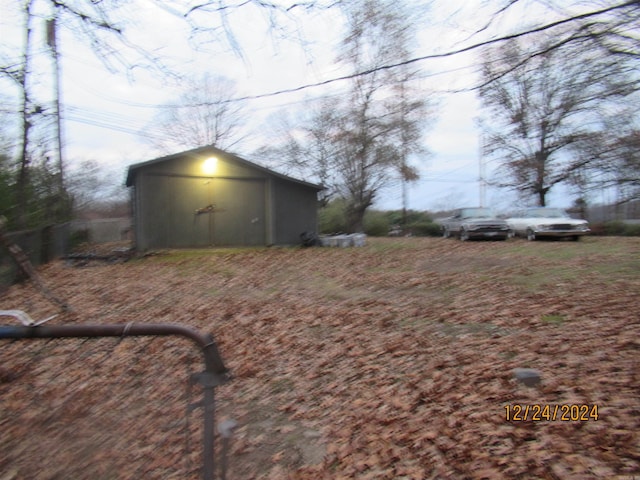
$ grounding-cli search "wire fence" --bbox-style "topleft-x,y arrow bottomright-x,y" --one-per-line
0,223 -> 70,290
0,330 -> 226,479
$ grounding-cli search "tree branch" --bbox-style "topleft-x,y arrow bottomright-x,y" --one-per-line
51,1 -> 122,33
201,1 -> 639,103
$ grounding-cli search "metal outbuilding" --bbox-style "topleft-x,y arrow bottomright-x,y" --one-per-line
125,145 -> 323,250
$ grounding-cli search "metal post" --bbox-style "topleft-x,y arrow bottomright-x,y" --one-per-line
192,370 -> 226,480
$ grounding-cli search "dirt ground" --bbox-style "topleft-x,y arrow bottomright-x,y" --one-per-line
1,236 -> 639,479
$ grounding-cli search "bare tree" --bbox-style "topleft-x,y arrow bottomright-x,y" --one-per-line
255,99 -> 341,206
609,130 -> 640,204
256,0 -> 431,231
332,0 -> 430,231
142,74 -> 249,153
573,111 -> 640,205
302,100 -> 344,207
478,32 -> 636,206
388,65 -> 430,225
473,0 -> 639,90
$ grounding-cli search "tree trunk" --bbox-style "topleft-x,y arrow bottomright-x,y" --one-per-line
538,190 -> 546,207
345,199 -> 370,233
16,0 -> 35,229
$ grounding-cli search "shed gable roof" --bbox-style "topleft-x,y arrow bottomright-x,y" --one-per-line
125,145 -> 323,191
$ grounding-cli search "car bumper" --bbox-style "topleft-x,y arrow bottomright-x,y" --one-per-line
533,229 -> 590,237
467,230 -> 510,239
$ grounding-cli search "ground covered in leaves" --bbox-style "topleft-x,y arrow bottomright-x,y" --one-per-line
1,237 -> 639,479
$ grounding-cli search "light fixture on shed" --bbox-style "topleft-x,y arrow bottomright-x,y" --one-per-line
202,156 -> 218,175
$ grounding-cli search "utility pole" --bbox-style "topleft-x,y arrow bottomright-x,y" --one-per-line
47,13 -> 65,198
401,172 -> 408,226
478,133 -> 486,207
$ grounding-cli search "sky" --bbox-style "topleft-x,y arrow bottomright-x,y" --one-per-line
0,0 -> 578,213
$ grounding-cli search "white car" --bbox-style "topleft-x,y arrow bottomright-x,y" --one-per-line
506,208 -> 590,241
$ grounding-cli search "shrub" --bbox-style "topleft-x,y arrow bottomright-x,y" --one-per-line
363,210 -> 390,236
590,221 -> 640,236
604,221 -> 627,236
318,201 -> 348,234
407,221 -> 442,237
621,223 -> 640,236
69,228 -> 90,250
384,210 -> 433,226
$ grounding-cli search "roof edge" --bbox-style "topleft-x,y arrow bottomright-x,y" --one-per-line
125,144 -> 324,191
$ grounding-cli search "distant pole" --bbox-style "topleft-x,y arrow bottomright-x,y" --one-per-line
478,134 -> 485,207
47,15 -> 64,195
401,165 -> 408,226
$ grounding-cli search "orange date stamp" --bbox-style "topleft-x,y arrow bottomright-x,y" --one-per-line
505,404 -> 599,421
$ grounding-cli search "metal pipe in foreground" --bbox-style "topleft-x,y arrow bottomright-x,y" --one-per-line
0,323 -> 228,376
0,323 -> 230,480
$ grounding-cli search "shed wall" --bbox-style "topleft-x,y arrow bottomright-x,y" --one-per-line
130,153 -> 318,249
135,173 -> 267,249
273,178 -> 319,245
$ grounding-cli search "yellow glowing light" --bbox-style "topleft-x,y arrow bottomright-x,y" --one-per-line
202,157 -> 218,175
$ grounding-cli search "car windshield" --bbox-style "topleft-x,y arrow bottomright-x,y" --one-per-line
460,208 -> 494,219
527,208 -> 567,218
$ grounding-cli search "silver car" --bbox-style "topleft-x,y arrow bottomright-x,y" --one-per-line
441,207 -> 511,241
506,207 -> 590,241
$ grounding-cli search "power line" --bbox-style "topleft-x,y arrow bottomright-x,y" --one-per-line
205,1 -> 636,103
68,62 -> 476,113
65,113 -> 153,138
65,105 -> 147,129
59,63 -> 475,135
59,0 -> 629,111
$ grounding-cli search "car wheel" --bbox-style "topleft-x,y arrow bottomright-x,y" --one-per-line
526,229 -> 536,241
571,235 -> 581,242
443,228 -> 451,239
460,228 -> 469,241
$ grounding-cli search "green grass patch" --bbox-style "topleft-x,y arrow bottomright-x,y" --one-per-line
499,237 -> 639,290
509,266 -> 582,292
158,246 -> 267,260
365,238 -> 417,253
591,257 -> 640,278
541,314 -> 565,324
502,237 -> 630,260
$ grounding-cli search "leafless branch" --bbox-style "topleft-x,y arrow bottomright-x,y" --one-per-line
194,1 -> 639,103
51,0 -> 122,33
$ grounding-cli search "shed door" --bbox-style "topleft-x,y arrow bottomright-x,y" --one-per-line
168,176 -> 265,247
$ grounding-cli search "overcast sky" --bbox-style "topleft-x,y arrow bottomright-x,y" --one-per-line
0,0 -> 578,212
